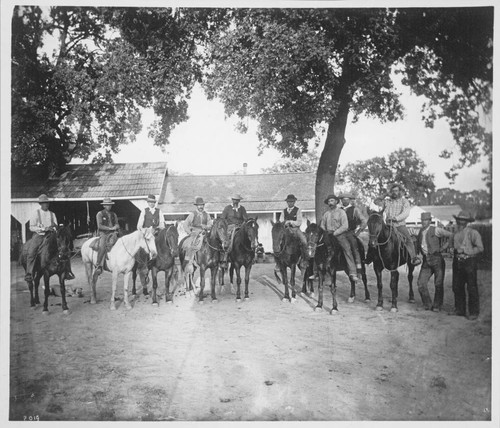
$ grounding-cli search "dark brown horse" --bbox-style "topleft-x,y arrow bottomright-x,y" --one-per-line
20,225 -> 74,313
179,218 -> 229,303
367,211 -> 416,312
131,224 -> 180,305
271,221 -> 302,302
227,218 -> 259,302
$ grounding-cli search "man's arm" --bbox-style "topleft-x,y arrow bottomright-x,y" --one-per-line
286,207 -> 302,228
333,210 -> 348,236
157,209 -> 166,229
29,210 -> 43,233
394,198 -> 411,222
137,209 -> 145,230
469,229 -> 484,255
354,206 -> 368,235
183,212 -> 194,234
220,206 -> 229,220
241,206 -> 249,221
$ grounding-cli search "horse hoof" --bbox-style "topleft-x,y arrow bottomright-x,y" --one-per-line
390,307 -> 398,313
110,304 -> 116,311
376,306 -> 384,311
236,298 -> 241,303
330,309 -> 339,315
244,297 -> 249,301
347,297 -> 355,303
63,309 -> 69,315
409,299 -> 416,304
314,306 -> 323,312
152,302 -> 159,307
125,304 -> 132,310
282,297 -> 289,303
166,301 -> 173,305
212,299 -> 218,304
365,298 -> 371,303
291,297 -> 297,304
198,300 -> 204,305
310,292 -> 315,297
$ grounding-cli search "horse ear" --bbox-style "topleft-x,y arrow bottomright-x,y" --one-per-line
307,219 -> 311,226
254,215 -> 258,221
271,220 -> 275,226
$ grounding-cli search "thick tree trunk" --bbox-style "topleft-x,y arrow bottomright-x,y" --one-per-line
315,98 -> 350,223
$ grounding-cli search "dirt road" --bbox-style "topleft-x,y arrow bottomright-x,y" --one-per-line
9,257 -> 492,421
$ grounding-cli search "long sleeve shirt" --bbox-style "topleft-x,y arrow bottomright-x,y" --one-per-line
384,197 -> 411,227
449,227 -> 484,257
341,204 -> 368,234
29,209 -> 58,235
221,204 -> 248,226
320,208 -> 348,236
420,226 -> 453,255
183,210 -> 213,234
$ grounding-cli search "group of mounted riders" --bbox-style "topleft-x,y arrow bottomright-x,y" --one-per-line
21,181 -> 484,318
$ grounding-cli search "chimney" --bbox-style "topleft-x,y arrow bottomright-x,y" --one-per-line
243,163 -> 248,174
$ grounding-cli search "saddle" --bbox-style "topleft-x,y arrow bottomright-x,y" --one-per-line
89,233 -> 119,252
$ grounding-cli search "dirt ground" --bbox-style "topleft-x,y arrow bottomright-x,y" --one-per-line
9,255 -> 492,421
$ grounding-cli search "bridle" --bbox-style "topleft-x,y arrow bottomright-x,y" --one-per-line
368,212 -> 392,246
305,226 -> 325,257
207,219 -> 228,252
242,219 -> 258,252
121,228 -> 155,259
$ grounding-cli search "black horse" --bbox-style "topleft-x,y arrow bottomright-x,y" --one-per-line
20,225 -> 74,313
179,218 -> 229,303
132,225 -> 180,305
304,221 -> 370,313
227,218 -> 259,301
271,221 -> 303,302
367,211 -> 416,312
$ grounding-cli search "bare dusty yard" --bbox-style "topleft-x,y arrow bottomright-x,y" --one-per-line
9,256 -> 492,421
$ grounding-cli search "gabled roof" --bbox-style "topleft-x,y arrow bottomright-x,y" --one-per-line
11,162 -> 167,200
419,205 -> 462,223
159,172 -> 316,213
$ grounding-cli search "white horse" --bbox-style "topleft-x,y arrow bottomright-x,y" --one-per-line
81,228 -> 157,310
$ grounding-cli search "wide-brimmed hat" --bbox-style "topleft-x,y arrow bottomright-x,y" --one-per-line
194,196 -> 205,205
285,194 -> 297,202
231,194 -> 243,201
324,194 -> 339,204
38,194 -> 50,204
101,197 -> 115,205
453,210 -> 475,222
146,194 -> 156,203
389,183 -> 404,192
420,212 -> 432,221
338,192 -> 355,199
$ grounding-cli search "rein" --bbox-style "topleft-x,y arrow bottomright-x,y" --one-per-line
121,230 -> 153,260
368,213 -> 402,272
206,221 -> 227,253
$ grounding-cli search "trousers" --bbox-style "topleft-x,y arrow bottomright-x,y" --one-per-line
25,234 -> 45,279
417,253 -> 445,309
345,230 -> 362,268
326,232 -> 357,276
395,225 -> 417,260
452,257 -> 479,316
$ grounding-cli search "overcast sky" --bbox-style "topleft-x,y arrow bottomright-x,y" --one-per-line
111,82 -> 489,192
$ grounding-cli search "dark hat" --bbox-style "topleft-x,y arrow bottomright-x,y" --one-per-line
147,194 -> 156,203
420,212 -> 432,221
194,196 -> 205,205
285,194 -> 297,202
231,194 -> 243,200
101,197 -> 115,205
389,183 -> 404,192
324,194 -> 339,204
38,194 -> 50,203
453,210 -> 475,222
338,192 -> 355,199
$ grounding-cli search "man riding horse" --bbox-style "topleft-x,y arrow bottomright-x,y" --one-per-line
93,197 -> 120,279
137,194 -> 165,233
182,196 -> 213,272
25,194 -> 75,282
381,183 -> 421,266
339,192 -> 368,278
221,194 -> 248,256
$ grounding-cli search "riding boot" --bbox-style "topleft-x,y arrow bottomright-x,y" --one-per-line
364,247 -> 375,265
411,257 -> 422,266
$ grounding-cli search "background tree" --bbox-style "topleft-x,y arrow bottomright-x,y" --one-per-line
202,8 -> 492,221
261,148 -> 320,173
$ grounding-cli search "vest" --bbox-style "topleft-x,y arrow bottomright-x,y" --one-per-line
283,206 -> 299,221
417,226 -> 441,255
143,208 -> 160,228
192,211 -> 209,228
99,209 -> 117,228
344,206 -> 357,231
225,205 -> 245,225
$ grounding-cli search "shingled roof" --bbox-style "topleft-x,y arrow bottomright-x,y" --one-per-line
158,173 -> 316,213
11,162 -> 167,200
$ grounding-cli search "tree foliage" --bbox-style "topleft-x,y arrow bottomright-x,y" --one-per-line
261,149 -> 320,173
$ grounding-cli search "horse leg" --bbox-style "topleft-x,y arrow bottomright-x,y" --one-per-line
131,262 -> 138,296
230,263 -> 235,293
123,271 -> 132,310
34,271 -> 42,305
140,268 -> 149,296
290,264 -> 297,301
165,268 -> 173,304
390,270 -> 399,312
375,264 -> 384,311
282,265 -> 290,302
235,265 -> 242,302
110,271 -> 119,310
84,261 -> 97,305
59,274 -> 69,313
27,277 -> 36,307
42,271 -> 50,313
210,266 -> 218,302
198,268 -> 206,303
315,265 -> 325,311
244,263 -> 251,300
362,263 -> 370,302
347,268 -> 356,303
407,263 -> 416,303
151,266 -> 159,306
330,269 -> 338,314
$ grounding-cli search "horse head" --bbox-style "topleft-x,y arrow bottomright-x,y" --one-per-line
367,211 -> 385,247
164,224 -> 179,257
54,225 -> 73,262
212,218 -> 230,251
141,227 -> 158,259
270,221 -> 286,255
243,218 -> 259,251
304,220 -> 324,259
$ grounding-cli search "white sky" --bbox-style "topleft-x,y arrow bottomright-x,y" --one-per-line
111,83 -> 490,192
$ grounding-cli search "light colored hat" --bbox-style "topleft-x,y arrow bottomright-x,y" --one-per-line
147,194 -> 156,203
453,210 -> 475,222
285,194 -> 297,202
231,194 -> 243,200
324,194 -> 339,204
420,212 -> 432,221
194,196 -> 205,205
101,197 -> 115,205
38,194 -> 50,203
338,192 -> 355,199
